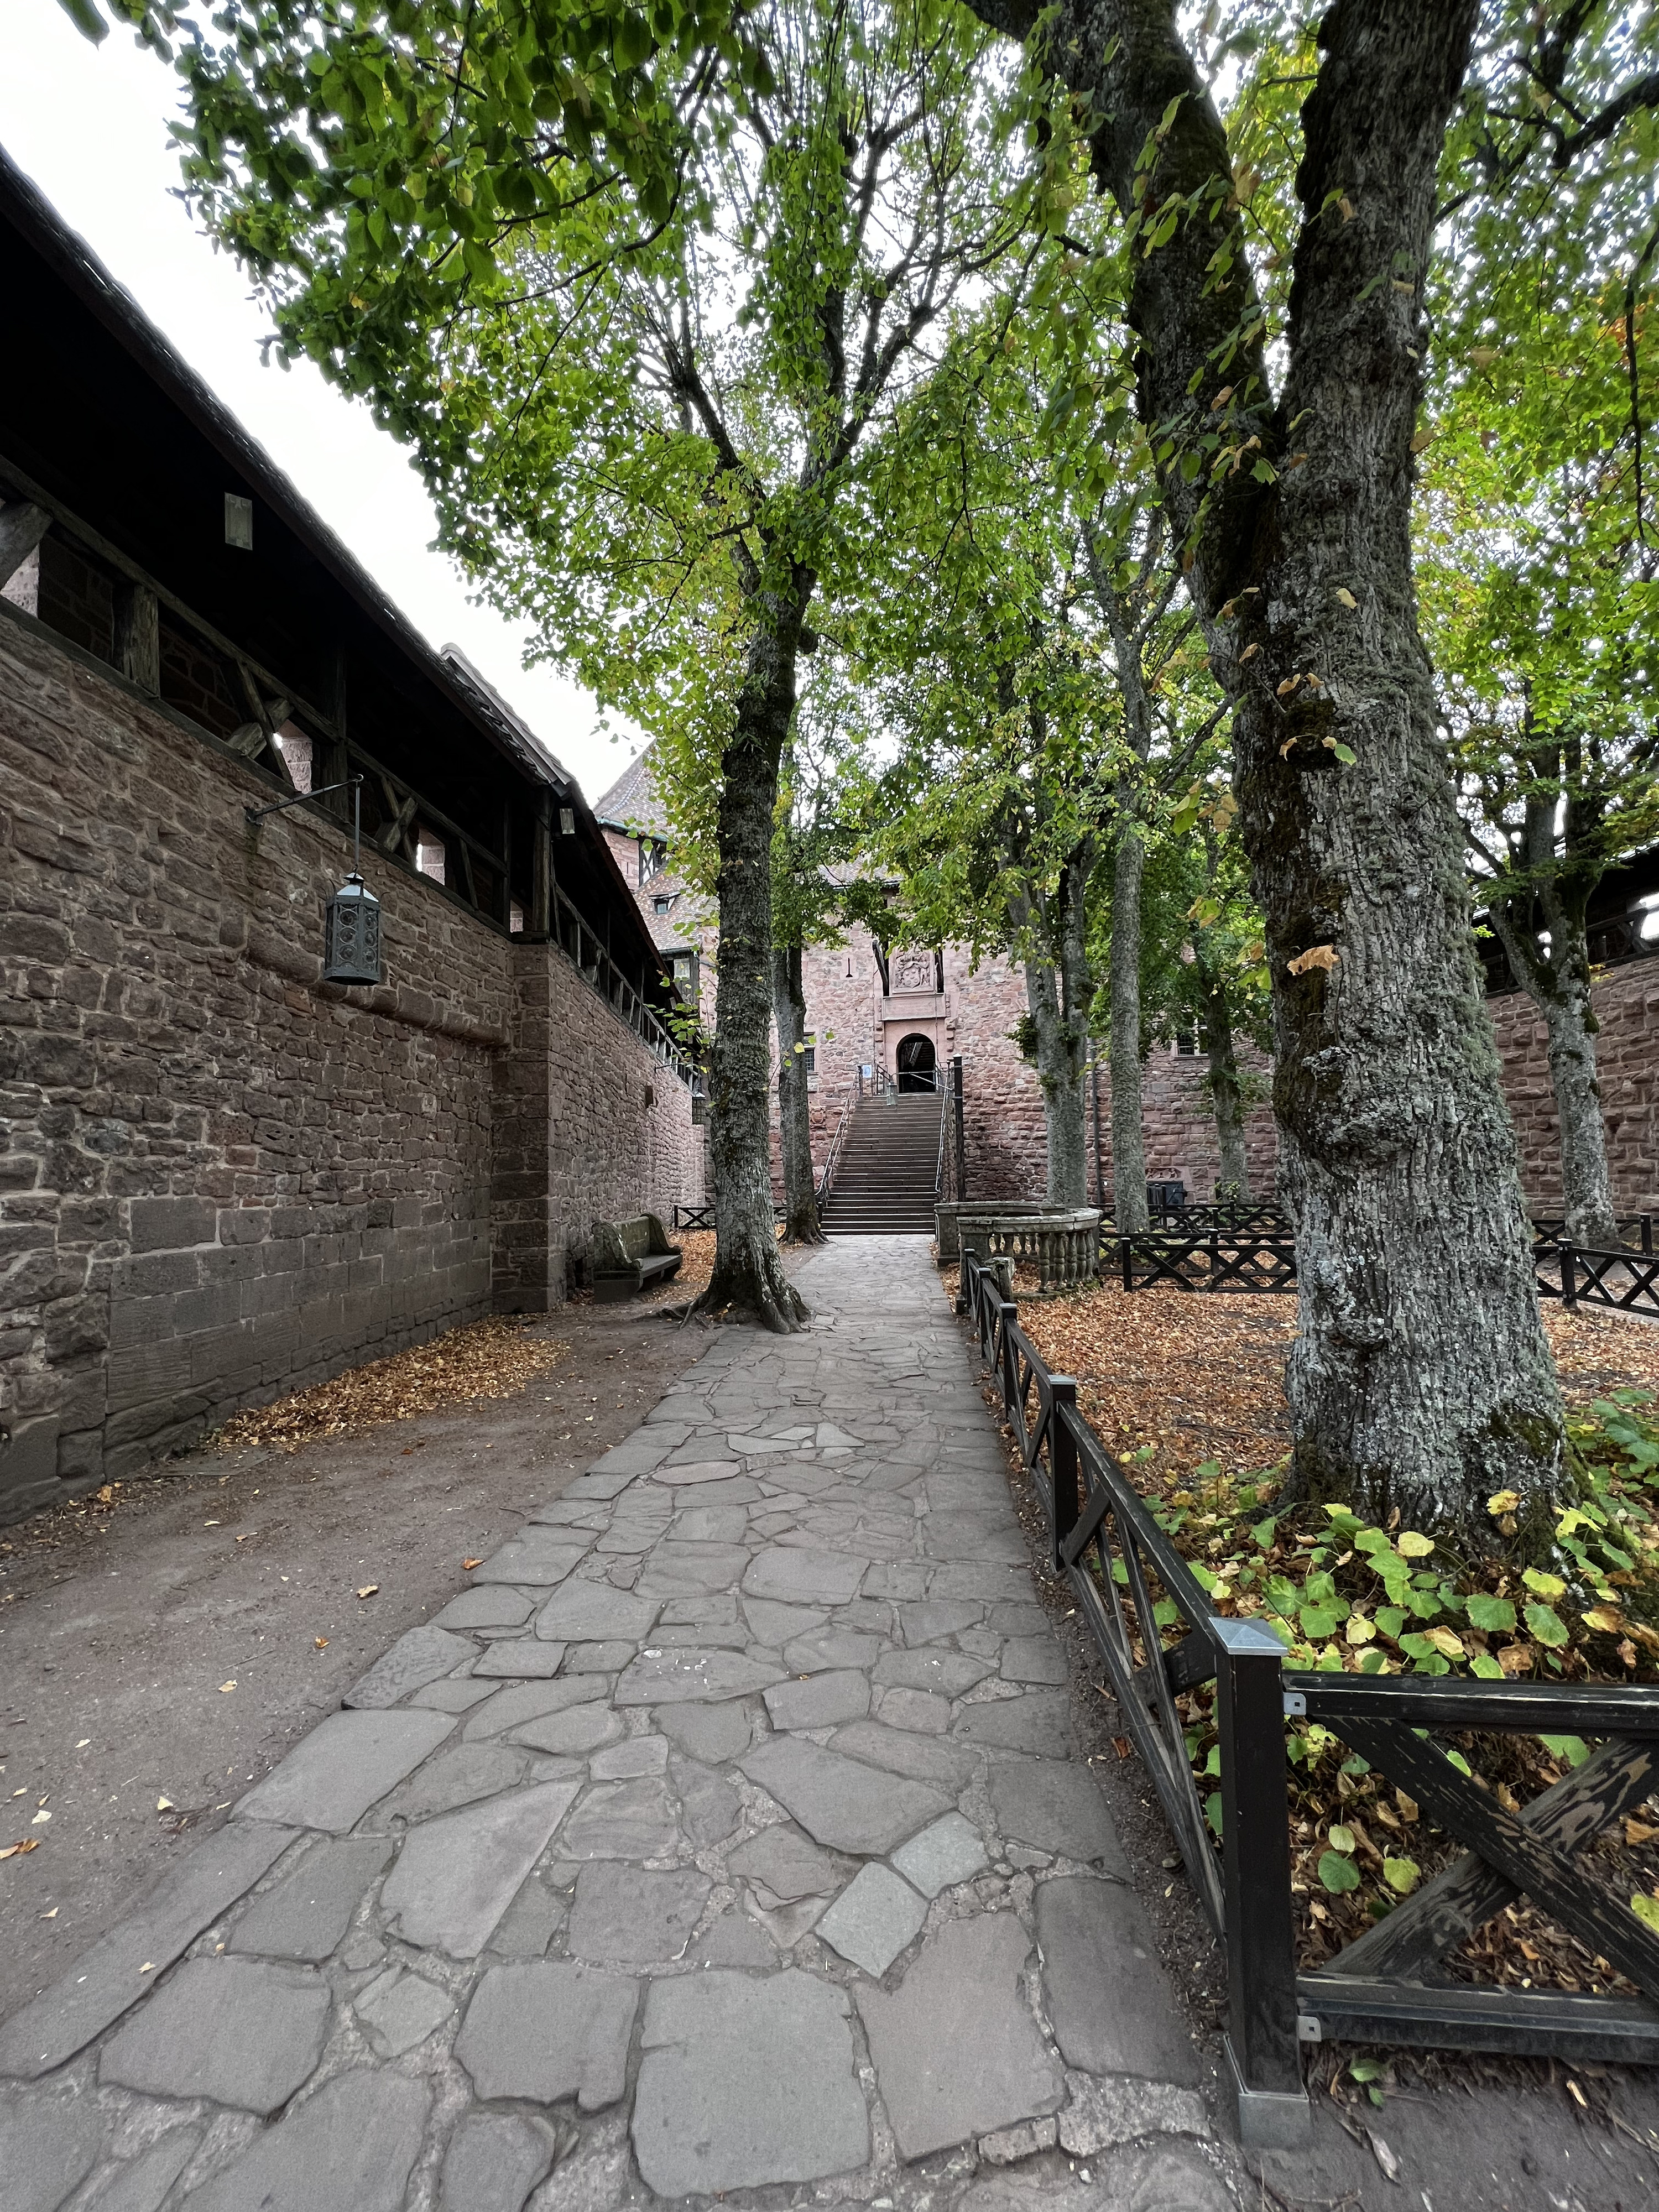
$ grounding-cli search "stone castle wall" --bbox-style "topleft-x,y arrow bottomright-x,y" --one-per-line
1490,963 -> 1659,1215
600,764 -> 1659,1224
1,613 -> 701,1521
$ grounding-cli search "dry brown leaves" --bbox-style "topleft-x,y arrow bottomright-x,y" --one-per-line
213,1317 -> 570,1452
1012,1275 -> 1659,1490
635,1229 -> 715,1309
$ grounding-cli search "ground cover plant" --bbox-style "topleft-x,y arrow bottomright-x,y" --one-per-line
1000,1273 -> 1659,2005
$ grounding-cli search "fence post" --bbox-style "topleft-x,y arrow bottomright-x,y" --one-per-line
1213,1618 -> 1310,2148
1120,1236 -> 1133,1293
1562,1244 -> 1578,1310
1645,1215 -> 1653,1257
1049,1378 -> 1078,1571
998,1298 -> 1019,1410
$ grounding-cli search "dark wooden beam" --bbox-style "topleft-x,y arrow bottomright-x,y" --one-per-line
0,498 -> 49,589
113,580 -> 159,692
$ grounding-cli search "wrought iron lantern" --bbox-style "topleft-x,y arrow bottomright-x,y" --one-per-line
247,771 -> 383,987
324,871 -> 381,984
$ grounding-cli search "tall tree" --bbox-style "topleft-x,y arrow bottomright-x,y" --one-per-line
955,0 -> 1656,1542
1419,139 -> 1659,1250
771,701 -> 871,1243
90,0 -> 1025,1331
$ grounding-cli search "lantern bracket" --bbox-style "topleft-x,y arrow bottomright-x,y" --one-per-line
246,776 -> 366,874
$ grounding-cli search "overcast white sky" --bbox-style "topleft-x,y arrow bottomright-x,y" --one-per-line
0,1 -> 642,807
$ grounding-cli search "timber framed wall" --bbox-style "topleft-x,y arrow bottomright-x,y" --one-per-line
0,154 -> 704,1524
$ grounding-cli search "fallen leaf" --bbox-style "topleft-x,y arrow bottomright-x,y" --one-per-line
1287,945 -> 1339,976
1625,1818 -> 1659,1847
463,1558 -> 483,1572
1567,2079 -> 1588,2109
1334,587 -> 1357,608
235,1533 -> 251,1544
1239,641 -> 1260,662
357,1585 -> 379,1599
219,1682 -> 236,1694
314,1637 -> 329,1649
1583,1606 -> 1625,1635
156,1796 -> 174,1812
1497,1642 -> 1535,1674
0,1839 -> 40,1860
1112,1735 -> 1133,1760
139,1961 -> 155,1973
75,1740 -> 89,1749
30,1809 -> 50,1825
1368,2128 -> 1401,2181
40,1907 -> 56,1918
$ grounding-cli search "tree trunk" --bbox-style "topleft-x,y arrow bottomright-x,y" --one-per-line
1198,969 -> 1251,1202
1489,909 -> 1620,1250
699,604 -> 811,1332
1010,851 -> 1093,1208
773,940 -> 825,1245
1022,955 -> 1088,1207
963,0 -> 1566,1546
1109,824 -> 1148,1231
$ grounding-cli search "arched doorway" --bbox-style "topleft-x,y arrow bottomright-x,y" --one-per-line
896,1034 -> 937,1093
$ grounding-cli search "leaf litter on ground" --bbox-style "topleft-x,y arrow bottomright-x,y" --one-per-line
211,1316 -> 571,1452
992,1269 -> 1659,2008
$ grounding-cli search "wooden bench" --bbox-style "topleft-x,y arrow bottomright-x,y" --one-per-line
591,1213 -> 684,1302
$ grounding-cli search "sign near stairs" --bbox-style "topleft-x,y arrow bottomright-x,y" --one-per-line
818,1094 -> 941,1235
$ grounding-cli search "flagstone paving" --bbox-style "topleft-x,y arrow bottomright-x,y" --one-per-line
0,1238 -> 1232,2212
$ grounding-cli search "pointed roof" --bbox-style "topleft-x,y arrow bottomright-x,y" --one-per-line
594,745 -> 669,836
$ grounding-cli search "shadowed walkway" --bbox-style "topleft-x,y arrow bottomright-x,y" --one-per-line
0,1238 -> 1232,2212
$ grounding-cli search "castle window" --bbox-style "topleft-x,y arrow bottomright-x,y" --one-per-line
654,894 -> 672,915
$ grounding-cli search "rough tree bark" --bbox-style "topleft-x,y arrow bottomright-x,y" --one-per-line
1108,827 -> 1148,1229
700,595 -> 812,1332
1191,943 -> 1252,1201
1010,852 -> 1093,1206
773,938 -> 826,1245
964,0 -> 1566,1544
1487,904 -> 1620,1251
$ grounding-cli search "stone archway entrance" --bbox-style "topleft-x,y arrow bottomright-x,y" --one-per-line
896,1034 -> 937,1093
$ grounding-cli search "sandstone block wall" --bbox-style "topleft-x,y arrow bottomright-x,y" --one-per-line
1,613 -> 701,1521
1490,964 -> 1659,1215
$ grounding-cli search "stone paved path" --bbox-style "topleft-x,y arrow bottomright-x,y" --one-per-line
0,1240 -> 1234,2212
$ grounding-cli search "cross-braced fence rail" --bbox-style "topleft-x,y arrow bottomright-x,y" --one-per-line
1103,1225 -> 1659,1320
1112,1231 -> 1298,1294
958,1240 -> 1659,2145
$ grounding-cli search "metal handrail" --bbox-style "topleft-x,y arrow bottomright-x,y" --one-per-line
815,1097 -> 853,1207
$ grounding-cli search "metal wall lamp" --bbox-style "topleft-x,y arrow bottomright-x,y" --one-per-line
245,775 -> 383,985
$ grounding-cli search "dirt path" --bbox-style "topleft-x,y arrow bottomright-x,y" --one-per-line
0,1301 -> 708,2015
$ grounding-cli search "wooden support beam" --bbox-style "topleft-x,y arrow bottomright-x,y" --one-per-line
377,778 -> 419,857
0,499 -> 49,591
113,581 -> 160,692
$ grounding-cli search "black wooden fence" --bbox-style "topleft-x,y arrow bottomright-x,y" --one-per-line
1104,1223 -> 1659,1321
958,1241 -> 1659,2145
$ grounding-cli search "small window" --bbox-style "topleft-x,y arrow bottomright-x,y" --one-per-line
803,1035 -> 816,1075
509,900 -> 525,935
274,722 -> 313,794
1174,1026 -> 1202,1057
415,832 -> 446,886
654,894 -> 672,915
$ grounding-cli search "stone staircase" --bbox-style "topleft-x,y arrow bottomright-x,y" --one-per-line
818,1091 -> 942,1235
